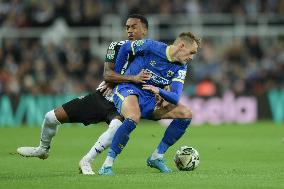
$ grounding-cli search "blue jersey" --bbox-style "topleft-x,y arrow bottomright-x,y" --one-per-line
115,39 -> 187,88
113,39 -> 188,118
105,40 -> 133,74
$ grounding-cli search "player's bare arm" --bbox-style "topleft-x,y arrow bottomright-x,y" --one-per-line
100,62 -> 151,96
103,62 -> 151,84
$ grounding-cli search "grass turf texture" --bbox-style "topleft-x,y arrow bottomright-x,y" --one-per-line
0,121 -> 283,189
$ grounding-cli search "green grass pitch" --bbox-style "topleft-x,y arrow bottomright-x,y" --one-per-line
0,121 -> 284,189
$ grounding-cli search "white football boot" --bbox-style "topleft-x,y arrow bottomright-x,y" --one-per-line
17,146 -> 49,160
79,159 -> 95,175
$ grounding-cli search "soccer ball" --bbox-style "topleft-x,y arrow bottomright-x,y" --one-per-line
174,146 -> 200,171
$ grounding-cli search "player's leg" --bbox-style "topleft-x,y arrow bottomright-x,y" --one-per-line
40,107 -> 70,149
153,103 -> 192,120
79,116 -> 123,175
17,92 -> 105,160
153,104 -> 193,156
147,118 -> 192,166
147,104 -> 192,172
17,107 -> 67,159
77,91 -> 124,174
80,116 -> 123,161
99,95 -> 141,176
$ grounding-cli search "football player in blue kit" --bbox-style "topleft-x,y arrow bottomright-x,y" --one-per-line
99,32 -> 200,175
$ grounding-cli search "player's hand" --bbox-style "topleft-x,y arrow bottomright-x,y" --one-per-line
132,69 -> 151,83
97,81 -> 106,90
155,85 -> 170,108
103,86 -> 113,96
100,82 -> 114,96
155,94 -> 163,109
142,84 -> 159,94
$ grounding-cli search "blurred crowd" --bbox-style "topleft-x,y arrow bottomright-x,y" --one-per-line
0,0 -> 284,97
0,38 -> 104,95
1,0 -> 284,28
188,36 -> 284,97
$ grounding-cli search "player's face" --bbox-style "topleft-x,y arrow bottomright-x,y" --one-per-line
125,18 -> 147,41
178,41 -> 198,64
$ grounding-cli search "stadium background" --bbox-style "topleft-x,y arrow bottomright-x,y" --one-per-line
1,1 -> 284,189
0,0 -> 284,125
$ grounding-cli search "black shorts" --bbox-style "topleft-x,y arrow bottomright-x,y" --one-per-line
62,91 -> 120,126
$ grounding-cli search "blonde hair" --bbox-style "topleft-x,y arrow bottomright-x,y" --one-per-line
175,32 -> 201,48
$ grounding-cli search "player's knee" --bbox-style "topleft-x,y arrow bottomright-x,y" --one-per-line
185,108 -> 192,119
54,107 -> 69,123
126,112 -> 141,123
122,99 -> 141,122
44,110 -> 59,125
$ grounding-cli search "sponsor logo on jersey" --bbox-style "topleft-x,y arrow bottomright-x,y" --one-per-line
106,40 -> 127,60
106,49 -> 115,60
108,42 -> 117,49
144,69 -> 170,85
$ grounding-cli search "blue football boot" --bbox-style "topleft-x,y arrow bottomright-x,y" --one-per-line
98,166 -> 115,176
146,157 -> 172,173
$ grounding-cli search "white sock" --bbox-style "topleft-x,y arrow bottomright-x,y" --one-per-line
82,119 -> 122,162
39,110 -> 61,149
102,156 -> 115,167
151,149 -> 164,160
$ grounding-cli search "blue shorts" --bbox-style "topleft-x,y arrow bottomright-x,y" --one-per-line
113,83 -> 156,119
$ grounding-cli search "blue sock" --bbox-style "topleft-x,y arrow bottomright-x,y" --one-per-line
109,118 -> 137,158
157,118 -> 191,154
107,149 -> 117,159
